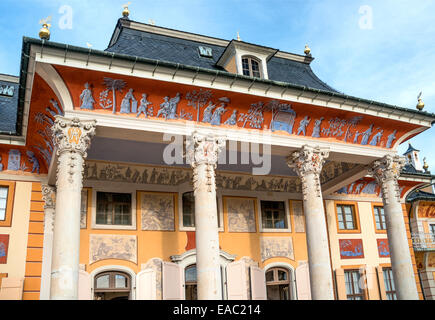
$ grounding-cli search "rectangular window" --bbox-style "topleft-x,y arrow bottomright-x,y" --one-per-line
374,206 -> 386,231
382,268 -> 396,300
344,270 -> 365,300
182,192 -> 220,228
96,192 -> 132,226
336,204 -> 357,230
0,182 -> 14,227
261,201 -> 287,229
0,187 -> 8,221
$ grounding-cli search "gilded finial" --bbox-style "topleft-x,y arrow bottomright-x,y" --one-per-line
416,92 -> 425,111
149,19 -> 155,26
423,157 -> 429,172
237,31 -> 241,41
122,2 -> 131,18
304,44 -> 311,56
39,16 -> 52,40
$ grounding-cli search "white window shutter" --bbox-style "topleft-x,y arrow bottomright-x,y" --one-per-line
0,278 -> 24,300
296,262 -> 312,300
162,261 -> 184,300
136,269 -> 156,300
250,266 -> 267,300
226,260 -> 248,300
78,270 -> 92,300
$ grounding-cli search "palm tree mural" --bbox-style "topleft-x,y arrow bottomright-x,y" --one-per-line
99,77 -> 127,113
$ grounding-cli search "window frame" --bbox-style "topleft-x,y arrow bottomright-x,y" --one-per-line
343,268 -> 366,300
178,188 -> 224,232
334,201 -> 361,234
371,203 -> 387,234
258,198 -> 292,233
91,187 -> 136,230
264,263 -> 296,300
241,55 -> 263,78
381,267 -> 397,300
184,264 -> 198,300
94,271 -> 131,293
0,181 -> 15,227
265,267 -> 291,300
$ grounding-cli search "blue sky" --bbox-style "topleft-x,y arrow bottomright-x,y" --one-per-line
0,0 -> 434,170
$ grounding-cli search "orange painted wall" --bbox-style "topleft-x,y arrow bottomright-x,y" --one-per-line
22,182 -> 44,300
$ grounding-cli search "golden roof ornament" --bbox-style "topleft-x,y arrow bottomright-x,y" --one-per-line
423,157 -> 429,172
39,16 -> 52,40
304,44 -> 311,56
237,31 -> 241,41
416,92 -> 425,111
122,2 -> 131,18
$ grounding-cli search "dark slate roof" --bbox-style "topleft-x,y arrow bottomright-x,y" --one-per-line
0,78 -> 19,134
404,143 -> 420,154
106,24 -> 339,93
406,190 -> 435,202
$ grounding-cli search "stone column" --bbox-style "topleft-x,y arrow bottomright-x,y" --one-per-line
187,132 -> 225,300
287,145 -> 334,300
370,155 -> 419,300
40,185 -> 56,300
50,117 -> 96,300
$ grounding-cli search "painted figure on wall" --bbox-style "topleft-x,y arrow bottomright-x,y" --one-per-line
270,105 -> 296,134
7,150 -> 21,171
26,151 -> 40,174
79,82 -> 95,110
224,110 -> 238,126
120,88 -> 137,114
360,124 -> 374,145
0,156 -> 3,171
386,130 -> 397,148
312,117 -> 324,138
202,101 -> 216,123
369,129 -> 383,146
168,93 -> 182,119
210,106 -> 227,126
296,116 -> 311,136
137,93 -> 152,118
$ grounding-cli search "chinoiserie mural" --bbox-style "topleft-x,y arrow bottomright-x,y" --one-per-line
377,239 -> 390,258
226,197 -> 256,233
142,258 -> 163,300
339,239 -> 364,259
260,237 -> 295,262
89,234 -> 137,264
52,65 -> 420,151
0,234 -> 9,264
140,192 -> 175,231
292,200 -> 305,233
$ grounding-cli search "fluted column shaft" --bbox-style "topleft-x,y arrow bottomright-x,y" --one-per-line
288,145 -> 334,300
370,155 -> 419,300
50,117 -> 96,300
187,132 -> 225,300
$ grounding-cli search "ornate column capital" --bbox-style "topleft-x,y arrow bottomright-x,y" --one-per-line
52,116 -> 97,158
42,184 -> 56,209
286,145 -> 330,177
186,132 -> 226,168
369,154 -> 405,204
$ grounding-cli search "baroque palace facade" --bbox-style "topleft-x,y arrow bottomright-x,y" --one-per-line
0,9 -> 434,300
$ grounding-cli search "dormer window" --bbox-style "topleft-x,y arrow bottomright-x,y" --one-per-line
242,56 -> 262,78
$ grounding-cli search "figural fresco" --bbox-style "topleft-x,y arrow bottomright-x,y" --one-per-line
0,234 -> 9,264
72,74 -> 407,149
80,189 -> 88,229
377,239 -> 390,258
292,200 -> 305,232
89,234 -> 137,264
339,239 -> 364,259
260,237 -> 295,262
226,197 -> 257,232
140,192 -> 175,231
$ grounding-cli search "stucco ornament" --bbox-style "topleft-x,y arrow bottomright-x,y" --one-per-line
186,132 -> 225,193
369,154 -> 405,204
41,184 -> 56,232
286,145 -> 329,200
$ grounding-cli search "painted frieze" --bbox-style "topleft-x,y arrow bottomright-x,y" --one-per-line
339,239 -> 364,259
89,234 -> 137,264
377,239 -> 390,258
140,192 -> 175,231
260,237 -> 295,261
292,200 -> 305,233
0,234 -> 9,264
225,197 -> 256,233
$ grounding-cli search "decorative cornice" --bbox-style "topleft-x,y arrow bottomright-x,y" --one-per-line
52,116 -> 97,158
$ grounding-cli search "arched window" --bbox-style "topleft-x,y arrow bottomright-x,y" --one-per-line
94,271 -> 131,300
185,264 -> 197,300
265,267 -> 291,300
242,56 -> 262,78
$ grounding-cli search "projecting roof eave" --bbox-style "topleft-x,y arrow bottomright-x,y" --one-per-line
17,37 -> 435,137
